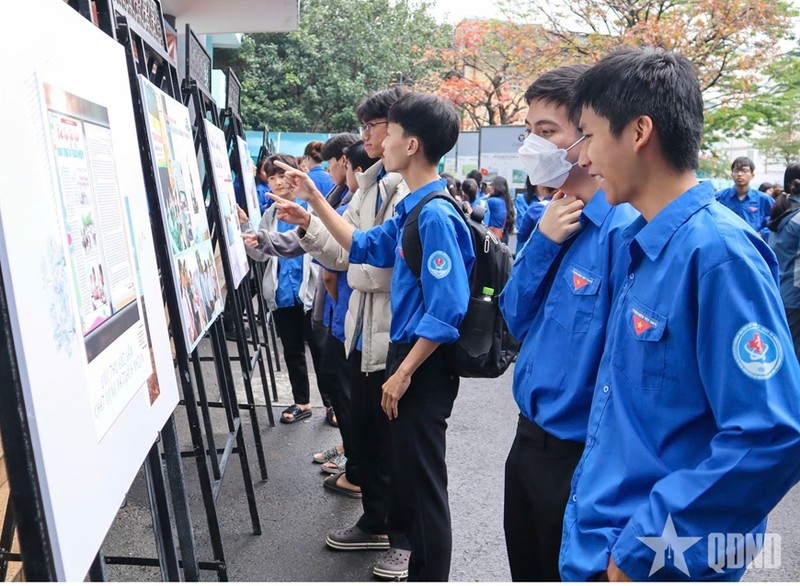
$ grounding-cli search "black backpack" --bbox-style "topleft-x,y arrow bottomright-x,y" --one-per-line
402,190 -> 519,378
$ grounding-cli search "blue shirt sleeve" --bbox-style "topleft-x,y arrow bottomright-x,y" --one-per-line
414,203 -> 474,343
518,202 -> 545,244
349,217 -> 400,269
499,229 -> 562,340
611,255 -> 800,580
486,197 -> 507,229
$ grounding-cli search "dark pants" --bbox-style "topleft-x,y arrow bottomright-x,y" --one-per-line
271,304 -> 330,407
787,308 -> 800,362
349,352 -> 410,550
504,415 -> 585,581
319,333 -> 357,481
387,343 -> 459,582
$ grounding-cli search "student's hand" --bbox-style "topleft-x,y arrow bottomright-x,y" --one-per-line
537,190 -> 584,244
274,161 -> 322,202
381,369 -> 411,420
273,199 -> 312,230
236,204 -> 249,225
242,232 -> 258,248
607,555 -> 632,582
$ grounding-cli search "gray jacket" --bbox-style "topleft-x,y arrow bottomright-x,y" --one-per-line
243,206 -> 317,312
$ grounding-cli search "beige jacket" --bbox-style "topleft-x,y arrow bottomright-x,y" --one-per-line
299,161 -> 408,372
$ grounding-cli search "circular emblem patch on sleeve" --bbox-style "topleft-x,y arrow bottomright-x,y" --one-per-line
732,322 -> 784,380
427,250 -> 452,279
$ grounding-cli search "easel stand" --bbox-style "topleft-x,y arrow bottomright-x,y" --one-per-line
98,0 -> 259,579
181,25 -> 272,482
219,67 -> 281,406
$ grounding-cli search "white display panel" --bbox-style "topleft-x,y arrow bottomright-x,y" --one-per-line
237,136 -> 262,227
478,125 -> 528,189
205,120 -> 250,287
138,76 -> 225,352
0,0 -> 179,580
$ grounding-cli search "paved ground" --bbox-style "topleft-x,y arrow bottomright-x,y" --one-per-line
102,336 -> 800,582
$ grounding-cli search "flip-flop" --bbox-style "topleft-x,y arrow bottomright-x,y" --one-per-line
280,404 -> 311,424
323,472 -> 362,499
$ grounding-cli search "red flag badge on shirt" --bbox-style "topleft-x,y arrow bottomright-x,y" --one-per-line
572,268 -> 593,292
632,308 -> 656,336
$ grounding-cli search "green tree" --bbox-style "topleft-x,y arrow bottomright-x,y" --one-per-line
216,0 -> 450,132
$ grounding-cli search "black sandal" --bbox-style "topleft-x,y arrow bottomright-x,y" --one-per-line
280,404 -> 311,424
325,406 -> 338,428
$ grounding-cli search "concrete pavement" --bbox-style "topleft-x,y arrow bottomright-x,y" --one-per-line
102,353 -> 800,581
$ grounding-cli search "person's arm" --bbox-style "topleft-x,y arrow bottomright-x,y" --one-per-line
322,269 -> 338,302
381,337 -> 440,420
240,209 -> 304,259
499,192 -> 584,340
273,161 -> 356,251
610,256 -> 800,581
298,188 -> 367,271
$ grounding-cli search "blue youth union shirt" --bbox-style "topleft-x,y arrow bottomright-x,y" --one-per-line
715,186 -> 774,238
318,201 -> 354,343
517,197 -> 552,245
500,191 -> 637,441
560,182 -> 800,581
275,199 -> 308,308
349,179 -> 474,344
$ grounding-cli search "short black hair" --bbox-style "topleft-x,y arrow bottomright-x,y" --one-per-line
321,133 -> 360,161
570,47 -> 704,172
356,86 -> 411,123
524,64 -> 590,126
387,92 -> 460,166
785,163 -> 800,196
466,169 -> 483,184
462,178 -> 478,201
262,153 -> 298,177
343,140 -> 380,172
758,182 -> 773,193
731,156 -> 755,172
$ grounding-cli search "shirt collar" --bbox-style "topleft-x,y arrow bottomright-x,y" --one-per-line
581,189 -> 612,228
395,178 -> 448,218
624,181 -> 714,261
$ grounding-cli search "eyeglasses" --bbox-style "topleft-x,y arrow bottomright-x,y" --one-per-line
359,120 -> 388,136
732,168 -> 752,175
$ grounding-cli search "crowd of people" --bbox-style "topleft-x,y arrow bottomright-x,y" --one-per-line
232,46 -> 800,582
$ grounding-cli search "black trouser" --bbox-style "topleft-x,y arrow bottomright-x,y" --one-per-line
319,333 -> 357,481
787,308 -> 800,362
504,414 -> 585,581
386,343 -> 459,582
349,351 -> 410,551
271,304 -> 330,407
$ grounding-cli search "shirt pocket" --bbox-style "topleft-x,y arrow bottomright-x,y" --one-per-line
611,297 -> 667,391
545,263 -> 603,334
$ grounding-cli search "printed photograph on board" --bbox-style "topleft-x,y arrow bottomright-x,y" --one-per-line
138,76 -> 224,351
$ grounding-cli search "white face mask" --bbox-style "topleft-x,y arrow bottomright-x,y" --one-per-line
517,133 -> 586,189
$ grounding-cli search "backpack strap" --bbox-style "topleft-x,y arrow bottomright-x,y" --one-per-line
402,190 -> 465,279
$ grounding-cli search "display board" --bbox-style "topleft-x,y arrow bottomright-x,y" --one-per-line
456,131 -> 479,178
478,125 -> 527,189
237,136 -> 262,227
0,0 -> 180,579
205,120 -> 250,287
138,76 -> 225,352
